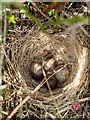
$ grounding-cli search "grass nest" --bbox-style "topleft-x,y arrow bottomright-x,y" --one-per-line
2,24 -> 89,119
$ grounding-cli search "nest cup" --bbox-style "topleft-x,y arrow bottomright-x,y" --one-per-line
6,25 -> 89,117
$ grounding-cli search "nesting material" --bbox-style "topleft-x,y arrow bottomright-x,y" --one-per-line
4,24 -> 89,118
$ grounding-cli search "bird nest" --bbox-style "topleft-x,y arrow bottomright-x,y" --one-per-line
3,24 -> 89,118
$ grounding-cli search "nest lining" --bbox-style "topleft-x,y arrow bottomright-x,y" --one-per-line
4,24 -> 89,117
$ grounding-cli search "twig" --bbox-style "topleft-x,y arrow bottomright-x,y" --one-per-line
46,79 -> 63,119
79,24 -> 90,37
3,6 -> 7,44
7,96 -> 30,119
7,77 -> 45,119
31,2 -> 50,20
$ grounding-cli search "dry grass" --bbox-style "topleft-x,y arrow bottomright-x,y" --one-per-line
1,2 -> 90,120
2,24 -> 90,119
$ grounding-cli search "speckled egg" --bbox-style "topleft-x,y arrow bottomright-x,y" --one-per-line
43,55 -> 58,74
44,75 -> 58,90
30,62 -> 44,81
55,66 -> 70,83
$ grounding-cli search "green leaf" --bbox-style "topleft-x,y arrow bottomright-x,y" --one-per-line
48,9 -> 54,16
9,15 -> 16,24
20,8 -> 26,14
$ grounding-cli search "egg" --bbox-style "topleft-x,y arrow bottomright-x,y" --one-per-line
43,55 -> 58,74
55,66 -> 70,83
44,76 -> 58,90
30,62 -> 44,81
